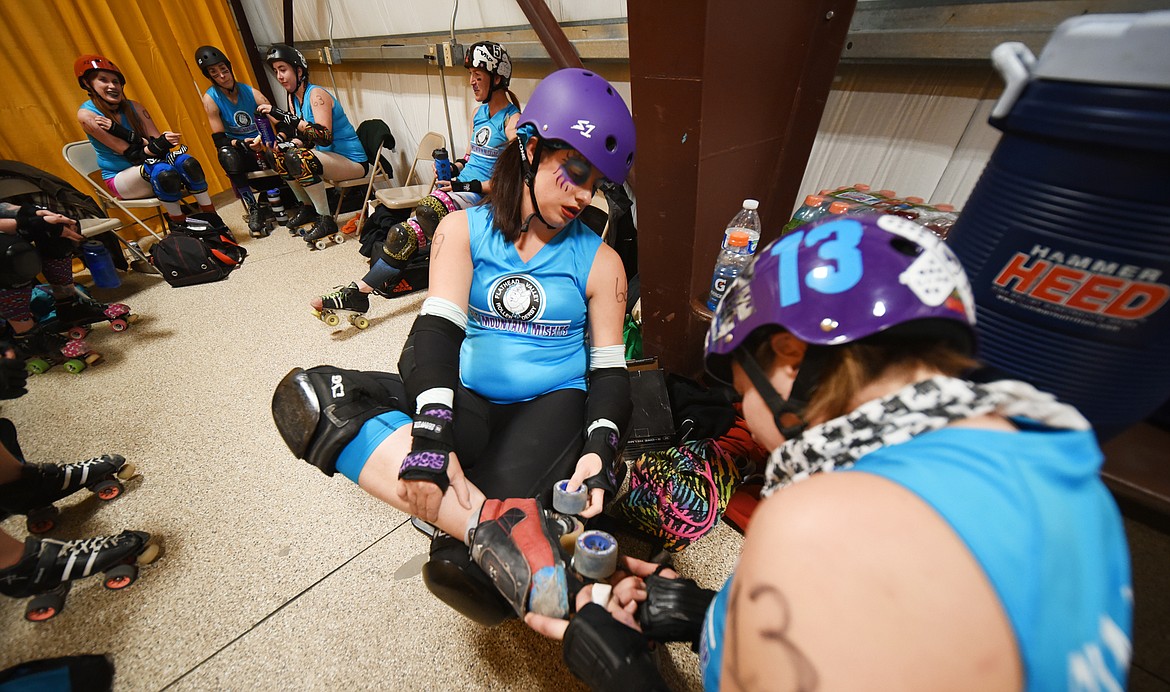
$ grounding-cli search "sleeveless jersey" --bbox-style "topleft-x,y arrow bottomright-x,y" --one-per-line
206,83 -> 259,140
457,102 -> 519,183
81,100 -> 135,179
700,423 -> 1132,691
294,85 -> 366,164
459,204 -> 601,404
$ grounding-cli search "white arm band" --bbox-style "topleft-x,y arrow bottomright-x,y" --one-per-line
420,296 -> 468,332
590,344 -> 627,371
416,387 -> 454,413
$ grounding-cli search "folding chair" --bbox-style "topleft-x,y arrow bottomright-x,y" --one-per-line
326,120 -> 396,232
0,175 -> 153,273
61,141 -> 175,244
374,131 -> 445,212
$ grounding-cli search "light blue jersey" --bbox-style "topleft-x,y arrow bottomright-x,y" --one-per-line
457,102 -> 519,183
459,204 -> 601,403
206,83 -> 259,140
80,100 -> 134,179
701,423 -> 1132,691
294,85 -> 365,164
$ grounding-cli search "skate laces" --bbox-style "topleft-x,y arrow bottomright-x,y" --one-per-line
41,533 -> 125,558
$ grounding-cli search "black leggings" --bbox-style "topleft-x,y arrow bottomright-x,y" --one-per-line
452,386 -> 585,505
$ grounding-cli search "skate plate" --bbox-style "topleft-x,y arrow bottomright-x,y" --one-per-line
23,538 -> 162,622
313,308 -> 369,330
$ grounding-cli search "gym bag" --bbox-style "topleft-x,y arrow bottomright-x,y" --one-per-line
150,213 -> 246,287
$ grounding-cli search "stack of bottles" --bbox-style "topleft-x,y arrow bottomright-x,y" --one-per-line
780,184 -> 959,239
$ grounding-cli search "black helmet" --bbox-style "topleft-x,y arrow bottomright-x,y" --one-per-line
464,41 -> 512,90
266,44 -> 308,74
195,45 -> 231,79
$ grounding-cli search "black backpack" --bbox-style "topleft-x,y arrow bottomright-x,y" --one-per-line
150,213 -> 246,287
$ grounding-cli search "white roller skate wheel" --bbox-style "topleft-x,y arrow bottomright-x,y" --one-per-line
314,239 -> 329,251
117,462 -> 138,480
333,233 -> 346,244
137,543 -> 162,565
573,530 -> 618,581
553,479 -> 588,515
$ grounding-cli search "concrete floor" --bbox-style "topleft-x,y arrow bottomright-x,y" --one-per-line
0,199 -> 742,690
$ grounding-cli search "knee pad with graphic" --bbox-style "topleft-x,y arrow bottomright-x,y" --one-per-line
376,220 -> 425,270
170,151 -> 208,193
141,160 -> 184,202
422,532 -> 516,627
282,146 -> 324,186
271,366 -> 408,476
0,234 -> 41,290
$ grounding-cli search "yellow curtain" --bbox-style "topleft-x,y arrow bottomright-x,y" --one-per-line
0,0 -> 260,224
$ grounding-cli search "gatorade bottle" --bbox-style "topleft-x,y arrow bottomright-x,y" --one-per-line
81,240 -> 121,289
780,195 -> 826,236
707,230 -> 752,311
433,148 -> 452,182
721,199 -> 762,254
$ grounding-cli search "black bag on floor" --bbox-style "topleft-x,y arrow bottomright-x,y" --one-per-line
150,213 -> 246,287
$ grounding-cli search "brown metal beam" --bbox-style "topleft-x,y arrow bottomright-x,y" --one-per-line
514,0 -> 583,69
227,0 -> 275,103
629,0 -> 857,377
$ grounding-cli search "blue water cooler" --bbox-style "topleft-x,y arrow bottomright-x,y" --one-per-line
947,11 -> 1170,440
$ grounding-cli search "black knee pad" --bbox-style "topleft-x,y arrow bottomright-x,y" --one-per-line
0,234 -> 41,289
217,144 -> 252,177
0,417 -> 23,463
283,147 -> 323,186
173,152 -> 208,193
271,366 -> 408,476
377,220 -> 420,267
144,162 -> 185,202
413,195 -> 449,240
422,532 -> 516,626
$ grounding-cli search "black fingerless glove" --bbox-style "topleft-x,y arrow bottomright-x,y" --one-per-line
563,604 -> 670,692
638,574 -> 717,650
582,426 -> 621,500
146,135 -> 173,158
15,206 -> 64,242
269,107 -> 301,126
0,343 -> 28,400
122,140 -> 148,165
449,179 -> 483,195
397,404 -> 455,494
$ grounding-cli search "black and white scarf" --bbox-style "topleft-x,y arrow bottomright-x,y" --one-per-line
761,376 -> 1091,496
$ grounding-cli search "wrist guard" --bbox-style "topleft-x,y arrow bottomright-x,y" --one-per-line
276,121 -> 299,142
563,604 -> 669,692
449,179 -> 482,195
106,122 -> 138,144
638,574 -> 716,649
212,131 -> 232,149
398,403 -> 455,493
270,107 -> 301,126
15,206 -> 64,242
582,425 -> 620,499
146,135 -> 173,158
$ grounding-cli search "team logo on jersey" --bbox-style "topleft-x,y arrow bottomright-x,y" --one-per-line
234,111 -> 253,129
490,274 -> 544,322
473,125 -> 491,147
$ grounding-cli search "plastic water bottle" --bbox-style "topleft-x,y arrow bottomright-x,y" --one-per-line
721,199 -> 761,254
780,195 -> 826,236
433,148 -> 452,182
80,240 -> 121,289
707,230 -> 752,311
267,189 -> 287,223
254,109 -> 277,147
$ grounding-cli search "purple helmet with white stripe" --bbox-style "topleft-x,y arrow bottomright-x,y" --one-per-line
705,214 -> 976,382
519,68 -> 635,184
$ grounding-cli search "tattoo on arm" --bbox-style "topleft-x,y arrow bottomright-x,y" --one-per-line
431,232 -> 444,261
614,277 -> 627,306
726,579 -> 819,692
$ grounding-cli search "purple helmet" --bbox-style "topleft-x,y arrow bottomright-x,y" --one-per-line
705,214 -> 976,382
519,68 -> 635,184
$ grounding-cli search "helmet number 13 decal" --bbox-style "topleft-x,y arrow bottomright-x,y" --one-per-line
773,219 -> 864,307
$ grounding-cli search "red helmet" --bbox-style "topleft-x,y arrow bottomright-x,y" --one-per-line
74,54 -> 124,91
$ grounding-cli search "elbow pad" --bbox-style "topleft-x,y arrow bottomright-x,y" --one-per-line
398,313 -> 465,408
563,604 -> 670,692
123,140 -> 147,165
300,122 -> 333,148
212,132 -> 232,149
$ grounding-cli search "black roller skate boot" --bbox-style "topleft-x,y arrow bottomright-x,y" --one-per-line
246,196 -> 276,238
0,530 -> 161,622
304,215 -> 343,250
13,325 -> 98,376
46,290 -> 133,340
0,455 -> 137,534
285,205 -> 319,235
313,282 -> 371,329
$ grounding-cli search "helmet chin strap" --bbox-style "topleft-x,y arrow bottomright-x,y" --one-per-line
517,136 -> 558,233
733,345 -> 830,441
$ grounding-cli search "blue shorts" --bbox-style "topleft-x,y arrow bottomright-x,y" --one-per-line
335,410 -> 412,484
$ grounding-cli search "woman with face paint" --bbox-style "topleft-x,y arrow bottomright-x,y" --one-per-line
75,54 -> 219,225
272,69 -> 635,625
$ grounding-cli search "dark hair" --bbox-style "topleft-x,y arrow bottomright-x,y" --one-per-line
487,139 -> 525,242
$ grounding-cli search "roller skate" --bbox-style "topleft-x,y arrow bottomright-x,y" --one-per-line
44,288 -> 136,340
284,206 -> 319,236
312,282 -> 370,329
0,455 -> 137,534
245,195 -> 276,238
469,498 -> 570,619
13,325 -> 100,376
304,215 -> 345,250
0,530 -> 161,622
